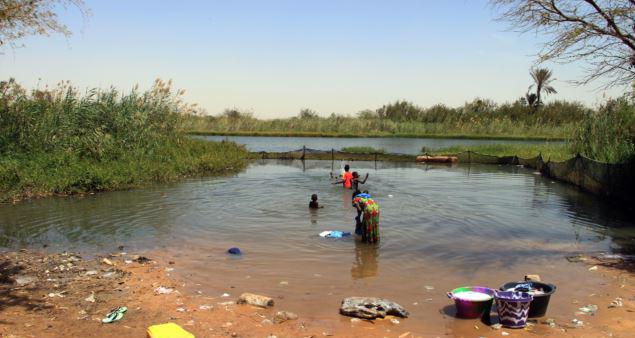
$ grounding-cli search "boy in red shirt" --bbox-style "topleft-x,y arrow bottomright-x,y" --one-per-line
332,164 -> 353,188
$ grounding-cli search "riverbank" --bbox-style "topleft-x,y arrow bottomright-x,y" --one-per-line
1,249 -> 633,337
0,139 -> 247,203
427,143 -> 573,162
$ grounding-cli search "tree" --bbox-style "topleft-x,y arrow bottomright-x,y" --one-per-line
298,108 -> 318,119
528,68 -> 557,107
0,0 -> 86,48
491,0 -> 635,87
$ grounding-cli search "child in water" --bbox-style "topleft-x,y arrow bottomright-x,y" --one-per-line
351,171 -> 369,193
309,194 -> 323,209
332,164 -> 353,189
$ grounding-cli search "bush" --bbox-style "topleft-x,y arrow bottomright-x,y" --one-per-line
0,78 -> 248,201
571,97 -> 635,163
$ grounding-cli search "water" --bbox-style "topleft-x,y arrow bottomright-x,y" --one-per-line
2,160 -> 631,256
1,160 -> 633,333
197,135 -> 559,155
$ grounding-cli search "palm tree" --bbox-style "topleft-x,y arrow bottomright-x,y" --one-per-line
528,68 -> 557,108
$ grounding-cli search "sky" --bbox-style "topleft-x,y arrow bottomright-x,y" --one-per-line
0,0 -> 626,118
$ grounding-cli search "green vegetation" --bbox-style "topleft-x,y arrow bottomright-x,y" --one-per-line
185,98 -> 588,140
427,95 -> 635,163
571,97 -> 635,163
340,146 -> 385,154
0,79 -> 247,202
426,143 -> 573,162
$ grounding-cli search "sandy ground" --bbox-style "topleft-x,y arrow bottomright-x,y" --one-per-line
0,250 -> 634,338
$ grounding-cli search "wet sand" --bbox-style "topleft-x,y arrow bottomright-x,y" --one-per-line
1,249 -> 633,337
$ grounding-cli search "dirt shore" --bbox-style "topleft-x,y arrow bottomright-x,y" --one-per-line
0,250 -> 633,338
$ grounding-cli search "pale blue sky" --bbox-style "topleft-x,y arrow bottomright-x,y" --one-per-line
0,0 -> 624,118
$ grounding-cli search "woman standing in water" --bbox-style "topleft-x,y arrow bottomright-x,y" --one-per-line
352,192 -> 379,243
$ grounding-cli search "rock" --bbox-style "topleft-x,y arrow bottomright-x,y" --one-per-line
14,275 -> 36,286
260,319 -> 273,326
524,274 -> 541,282
566,255 -> 586,263
154,286 -> 174,295
135,256 -> 151,264
236,293 -> 274,308
101,258 -> 114,266
588,265 -> 598,271
85,270 -> 98,276
273,311 -> 298,324
491,323 -> 502,330
198,304 -> 213,310
84,293 -> 95,303
339,297 -> 409,319
609,297 -> 623,308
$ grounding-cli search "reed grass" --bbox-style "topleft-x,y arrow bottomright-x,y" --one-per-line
570,97 -> 635,163
0,79 -> 248,202
426,143 -> 574,162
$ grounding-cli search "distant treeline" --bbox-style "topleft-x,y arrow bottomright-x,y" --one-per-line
185,98 -> 593,140
186,96 -> 634,163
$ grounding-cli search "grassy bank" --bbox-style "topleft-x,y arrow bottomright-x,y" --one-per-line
340,146 -> 385,154
185,99 -> 588,140
0,79 -> 247,202
426,143 -> 573,162
186,116 -> 575,140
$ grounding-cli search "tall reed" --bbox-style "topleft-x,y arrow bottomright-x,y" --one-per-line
0,79 -> 247,201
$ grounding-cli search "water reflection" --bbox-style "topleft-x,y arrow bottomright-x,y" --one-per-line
351,240 -> 379,279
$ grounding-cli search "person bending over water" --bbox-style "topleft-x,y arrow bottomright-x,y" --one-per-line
352,191 -> 379,243
332,164 -> 353,189
309,194 -> 323,209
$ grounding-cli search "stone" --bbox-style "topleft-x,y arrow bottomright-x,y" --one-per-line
84,293 -> 95,303
236,293 -> 274,308
14,275 -> 36,286
609,297 -> 623,308
339,297 -> 409,319
260,319 -> 273,326
273,311 -> 298,324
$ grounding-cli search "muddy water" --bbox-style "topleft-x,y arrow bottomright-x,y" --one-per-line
0,160 -> 633,336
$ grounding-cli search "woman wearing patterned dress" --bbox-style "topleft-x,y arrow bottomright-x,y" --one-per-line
352,193 -> 379,243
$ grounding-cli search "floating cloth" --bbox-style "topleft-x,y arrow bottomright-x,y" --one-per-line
319,230 -> 351,238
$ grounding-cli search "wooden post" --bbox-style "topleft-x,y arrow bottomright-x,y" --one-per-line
301,145 -> 306,160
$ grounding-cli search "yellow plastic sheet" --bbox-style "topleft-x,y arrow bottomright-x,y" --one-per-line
147,323 -> 195,338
